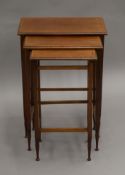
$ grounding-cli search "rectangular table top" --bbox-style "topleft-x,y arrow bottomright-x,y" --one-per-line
24,36 -> 103,49
31,49 -> 97,60
18,17 -> 107,36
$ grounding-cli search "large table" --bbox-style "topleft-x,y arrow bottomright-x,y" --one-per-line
18,17 -> 107,151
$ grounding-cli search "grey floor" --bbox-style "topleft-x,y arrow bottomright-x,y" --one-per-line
0,0 -> 125,174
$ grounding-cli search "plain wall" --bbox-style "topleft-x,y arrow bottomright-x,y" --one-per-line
0,0 -> 125,175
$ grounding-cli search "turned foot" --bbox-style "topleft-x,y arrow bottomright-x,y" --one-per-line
95,148 -> 99,151
36,157 -> 40,161
87,157 -> 91,161
28,147 -> 31,151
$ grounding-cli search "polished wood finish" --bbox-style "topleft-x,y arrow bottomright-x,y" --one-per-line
31,49 -> 97,60
37,60 -> 42,141
95,43 -> 104,151
87,61 -> 93,161
20,36 -> 28,138
40,128 -> 87,132
38,65 -> 88,70
24,36 -> 103,49
32,52 -> 95,161
17,17 -> 107,160
18,17 -> 107,35
24,49 -> 31,151
40,88 -> 88,91
40,100 -> 88,105
33,61 -> 40,161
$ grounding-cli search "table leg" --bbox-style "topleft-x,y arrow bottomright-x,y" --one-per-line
95,36 -> 104,151
37,60 -> 42,142
93,61 -> 96,130
99,37 -> 104,119
87,61 -> 93,161
31,60 -> 35,130
33,61 -> 40,161
20,36 -> 28,138
24,49 -> 31,151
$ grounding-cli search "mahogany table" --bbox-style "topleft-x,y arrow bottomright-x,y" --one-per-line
18,17 -> 107,151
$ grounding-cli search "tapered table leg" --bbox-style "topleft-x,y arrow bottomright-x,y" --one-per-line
37,60 -> 42,142
99,37 -> 104,120
93,62 -> 96,130
24,49 -> 31,151
87,61 -> 93,161
33,61 -> 40,161
20,36 -> 28,138
95,36 -> 104,150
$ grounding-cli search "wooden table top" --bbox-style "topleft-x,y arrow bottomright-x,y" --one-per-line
18,17 -> 107,35
24,36 -> 103,49
31,49 -> 97,60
